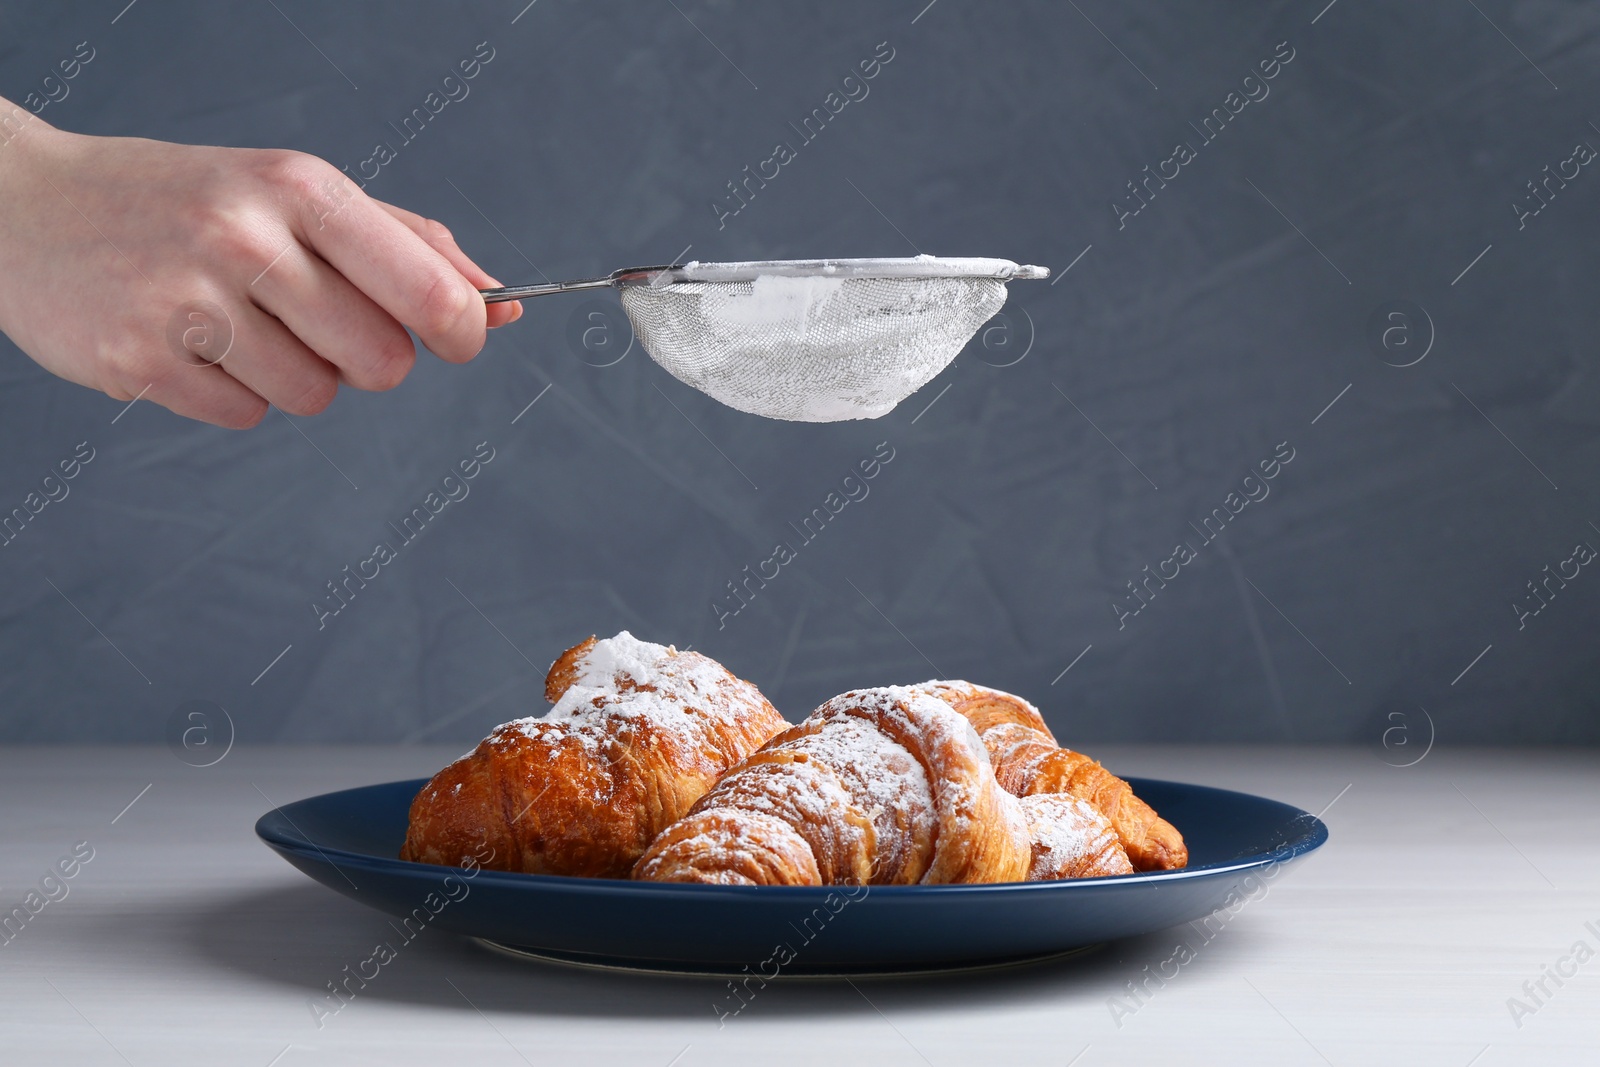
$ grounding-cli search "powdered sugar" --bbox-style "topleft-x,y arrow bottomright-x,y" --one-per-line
812,686 -> 1002,864
1022,794 -> 1119,879
790,712 -> 933,839
566,631 -> 672,690
703,274 -> 849,329
711,759 -> 856,828
489,632 -> 758,768
621,268 -> 1013,422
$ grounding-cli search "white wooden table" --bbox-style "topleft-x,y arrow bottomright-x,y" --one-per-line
0,745 -> 1594,1066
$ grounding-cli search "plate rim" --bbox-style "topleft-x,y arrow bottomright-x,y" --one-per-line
254,775 -> 1328,896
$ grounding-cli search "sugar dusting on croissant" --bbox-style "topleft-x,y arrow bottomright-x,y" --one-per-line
633,686 -> 1033,886
400,631 -> 787,878
402,636 -> 1184,885
1019,794 -> 1134,879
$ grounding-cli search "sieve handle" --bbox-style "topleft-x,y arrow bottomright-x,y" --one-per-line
479,277 -> 614,303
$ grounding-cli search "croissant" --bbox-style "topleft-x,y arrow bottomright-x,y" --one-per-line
914,681 -> 1187,871
634,686 -> 1033,886
1019,794 -> 1134,879
400,632 -> 788,878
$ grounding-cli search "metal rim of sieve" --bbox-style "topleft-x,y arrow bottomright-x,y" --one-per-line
622,257 -> 1049,288
481,258 -> 1048,303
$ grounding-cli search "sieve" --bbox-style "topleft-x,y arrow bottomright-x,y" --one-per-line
479,257 -> 1049,422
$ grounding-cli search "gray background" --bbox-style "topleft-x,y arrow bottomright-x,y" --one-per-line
1,0 -> 1597,746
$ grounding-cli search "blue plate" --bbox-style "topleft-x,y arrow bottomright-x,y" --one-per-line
255,776 -> 1326,976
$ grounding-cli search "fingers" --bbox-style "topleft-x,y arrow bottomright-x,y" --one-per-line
130,298 -> 340,429
288,168 -> 487,364
123,156 -> 527,429
246,240 -> 417,392
375,199 -> 522,329
216,302 -> 342,415
135,361 -> 270,430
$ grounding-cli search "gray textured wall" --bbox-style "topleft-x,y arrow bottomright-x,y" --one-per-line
1,1 -> 1597,746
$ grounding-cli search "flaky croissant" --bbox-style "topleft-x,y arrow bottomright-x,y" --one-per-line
633,686 -> 1034,886
400,632 -> 788,878
1019,794 -> 1134,879
914,681 -> 1187,871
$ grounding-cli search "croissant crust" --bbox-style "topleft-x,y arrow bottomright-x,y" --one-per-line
634,687 -> 1034,886
400,632 -> 787,878
914,681 -> 1187,871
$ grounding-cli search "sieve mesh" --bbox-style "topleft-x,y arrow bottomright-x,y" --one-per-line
619,276 -> 1009,422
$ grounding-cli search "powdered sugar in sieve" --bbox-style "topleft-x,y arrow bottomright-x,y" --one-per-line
480,256 -> 1049,422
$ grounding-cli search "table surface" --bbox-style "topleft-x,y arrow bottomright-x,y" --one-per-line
0,744 -> 1594,1066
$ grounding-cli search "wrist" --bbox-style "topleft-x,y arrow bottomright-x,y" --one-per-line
0,96 -> 73,215
0,96 -> 63,164
0,99 -> 74,363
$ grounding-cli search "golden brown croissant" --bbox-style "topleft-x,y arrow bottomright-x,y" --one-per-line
1019,794 -> 1134,879
633,686 -> 1033,886
400,632 -> 787,878
913,681 -> 1187,871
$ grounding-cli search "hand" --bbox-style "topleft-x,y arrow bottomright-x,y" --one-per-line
0,101 -> 521,428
